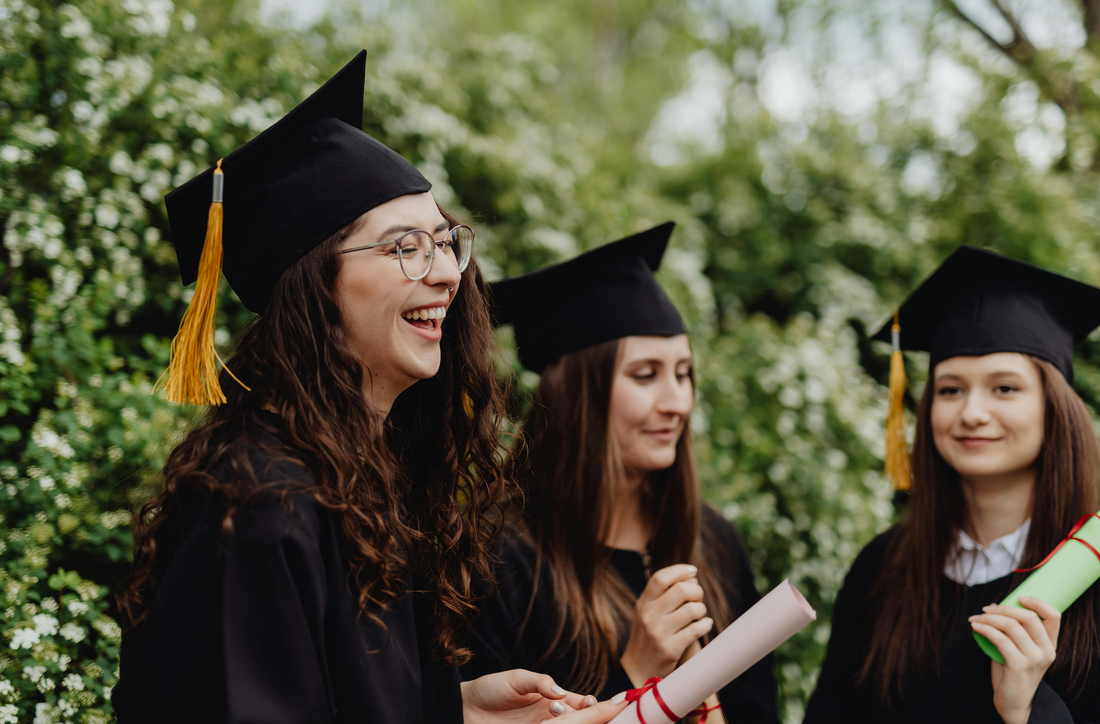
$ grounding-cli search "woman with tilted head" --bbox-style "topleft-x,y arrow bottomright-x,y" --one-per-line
465,224 -> 778,724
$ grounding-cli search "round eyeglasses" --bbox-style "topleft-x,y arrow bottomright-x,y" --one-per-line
339,224 -> 474,281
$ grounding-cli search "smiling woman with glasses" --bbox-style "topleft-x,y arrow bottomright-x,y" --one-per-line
339,223 -> 474,281
112,52 -> 626,724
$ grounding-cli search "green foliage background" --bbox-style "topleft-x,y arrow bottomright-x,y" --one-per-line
3,0 -> 1100,721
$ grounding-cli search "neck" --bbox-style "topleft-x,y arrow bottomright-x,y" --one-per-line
604,472 -> 650,551
362,370 -> 406,416
959,467 -> 1035,547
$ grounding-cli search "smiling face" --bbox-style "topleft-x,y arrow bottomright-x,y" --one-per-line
335,191 -> 462,411
930,352 -> 1046,482
608,334 -> 694,479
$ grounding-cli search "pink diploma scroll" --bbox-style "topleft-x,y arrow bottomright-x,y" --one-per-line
610,579 -> 816,724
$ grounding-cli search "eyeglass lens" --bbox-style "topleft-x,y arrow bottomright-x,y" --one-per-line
396,226 -> 474,280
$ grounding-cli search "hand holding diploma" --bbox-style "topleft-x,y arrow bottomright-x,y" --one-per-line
609,580 -> 816,724
973,511 -> 1100,664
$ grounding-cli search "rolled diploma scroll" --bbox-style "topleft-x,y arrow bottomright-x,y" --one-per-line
975,511 -> 1100,664
610,579 -> 816,724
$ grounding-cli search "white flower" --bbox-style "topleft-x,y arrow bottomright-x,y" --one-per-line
62,673 -> 84,691
0,147 -> 20,164
0,704 -> 16,724
66,601 -> 88,616
32,614 -> 58,636
58,623 -> 85,643
0,680 -> 11,695
23,666 -> 45,684
10,628 -> 40,649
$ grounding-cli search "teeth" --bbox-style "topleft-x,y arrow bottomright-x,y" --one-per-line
402,306 -> 446,321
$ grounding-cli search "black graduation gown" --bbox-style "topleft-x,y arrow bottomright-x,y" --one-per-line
112,419 -> 463,724
464,505 -> 778,723
804,527 -> 1100,724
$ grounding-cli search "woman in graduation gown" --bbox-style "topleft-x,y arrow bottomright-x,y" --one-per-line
111,53 -> 628,724
804,246 -> 1100,724
465,223 -> 779,723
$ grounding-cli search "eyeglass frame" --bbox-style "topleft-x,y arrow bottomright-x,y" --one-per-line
338,224 -> 474,281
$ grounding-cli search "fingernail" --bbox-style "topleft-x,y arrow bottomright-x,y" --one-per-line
551,685 -> 566,696
982,605 -> 994,612
1019,596 -> 1032,602
586,696 -> 598,708
968,616 -> 977,621
611,691 -> 628,705
686,565 -> 698,574
551,702 -> 565,715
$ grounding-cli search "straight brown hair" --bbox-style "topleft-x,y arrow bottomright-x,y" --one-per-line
860,356 -> 1100,701
507,338 -> 735,693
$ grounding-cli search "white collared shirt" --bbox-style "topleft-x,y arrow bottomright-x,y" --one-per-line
944,519 -> 1031,586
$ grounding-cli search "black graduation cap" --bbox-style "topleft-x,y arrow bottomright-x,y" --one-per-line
165,49 -> 431,314
872,245 -> 1100,383
491,222 -> 686,373
873,244 -> 1100,491
156,51 -> 431,405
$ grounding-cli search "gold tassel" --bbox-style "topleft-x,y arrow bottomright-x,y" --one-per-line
885,310 -> 911,490
155,160 -> 249,405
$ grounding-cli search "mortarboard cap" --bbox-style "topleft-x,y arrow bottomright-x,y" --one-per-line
165,50 -> 431,314
491,222 -> 686,373
873,244 -> 1100,490
872,245 -> 1100,383
157,51 -> 431,405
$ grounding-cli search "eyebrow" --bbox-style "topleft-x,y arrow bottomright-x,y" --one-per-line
623,357 -> 693,367
377,221 -> 450,241
935,371 -> 1027,382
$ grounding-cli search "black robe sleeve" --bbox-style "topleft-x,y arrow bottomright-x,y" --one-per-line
114,434 -> 462,724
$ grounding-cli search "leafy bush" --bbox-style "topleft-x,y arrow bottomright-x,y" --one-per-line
4,0 -> 1100,722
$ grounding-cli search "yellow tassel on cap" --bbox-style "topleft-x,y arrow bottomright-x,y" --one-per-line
155,160 -> 249,405
885,310 -> 911,490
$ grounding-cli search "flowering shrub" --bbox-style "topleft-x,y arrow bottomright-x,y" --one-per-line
5,0 -> 1100,722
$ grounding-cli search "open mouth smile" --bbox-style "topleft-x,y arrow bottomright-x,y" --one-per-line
401,305 -> 446,331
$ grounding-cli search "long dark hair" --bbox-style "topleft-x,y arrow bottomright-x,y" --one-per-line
507,337 -> 734,693
119,208 -> 509,665
861,356 -> 1100,700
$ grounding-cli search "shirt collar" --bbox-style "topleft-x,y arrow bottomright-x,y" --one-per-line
956,518 -> 1031,560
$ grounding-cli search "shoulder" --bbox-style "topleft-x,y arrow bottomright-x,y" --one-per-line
700,503 -> 746,546
841,524 -> 902,594
227,490 -> 332,550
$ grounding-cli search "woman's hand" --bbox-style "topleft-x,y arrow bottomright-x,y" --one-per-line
461,669 -> 601,724
620,564 -> 713,686
969,596 -> 1061,724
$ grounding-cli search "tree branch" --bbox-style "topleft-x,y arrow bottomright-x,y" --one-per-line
940,0 -> 1079,116
1083,0 -> 1100,52
988,0 -> 1037,60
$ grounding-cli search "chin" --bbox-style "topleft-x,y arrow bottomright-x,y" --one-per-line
403,354 -> 442,380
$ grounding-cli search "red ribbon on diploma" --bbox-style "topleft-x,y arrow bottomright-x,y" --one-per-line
624,677 -> 722,724
1014,513 -> 1100,573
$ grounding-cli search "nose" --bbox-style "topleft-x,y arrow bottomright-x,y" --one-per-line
655,374 -> 693,419
422,245 -> 463,291
959,390 -> 991,428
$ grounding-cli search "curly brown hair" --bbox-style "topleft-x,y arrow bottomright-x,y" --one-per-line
119,208 -> 510,665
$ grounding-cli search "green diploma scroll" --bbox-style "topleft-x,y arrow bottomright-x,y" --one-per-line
974,511 -> 1100,663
